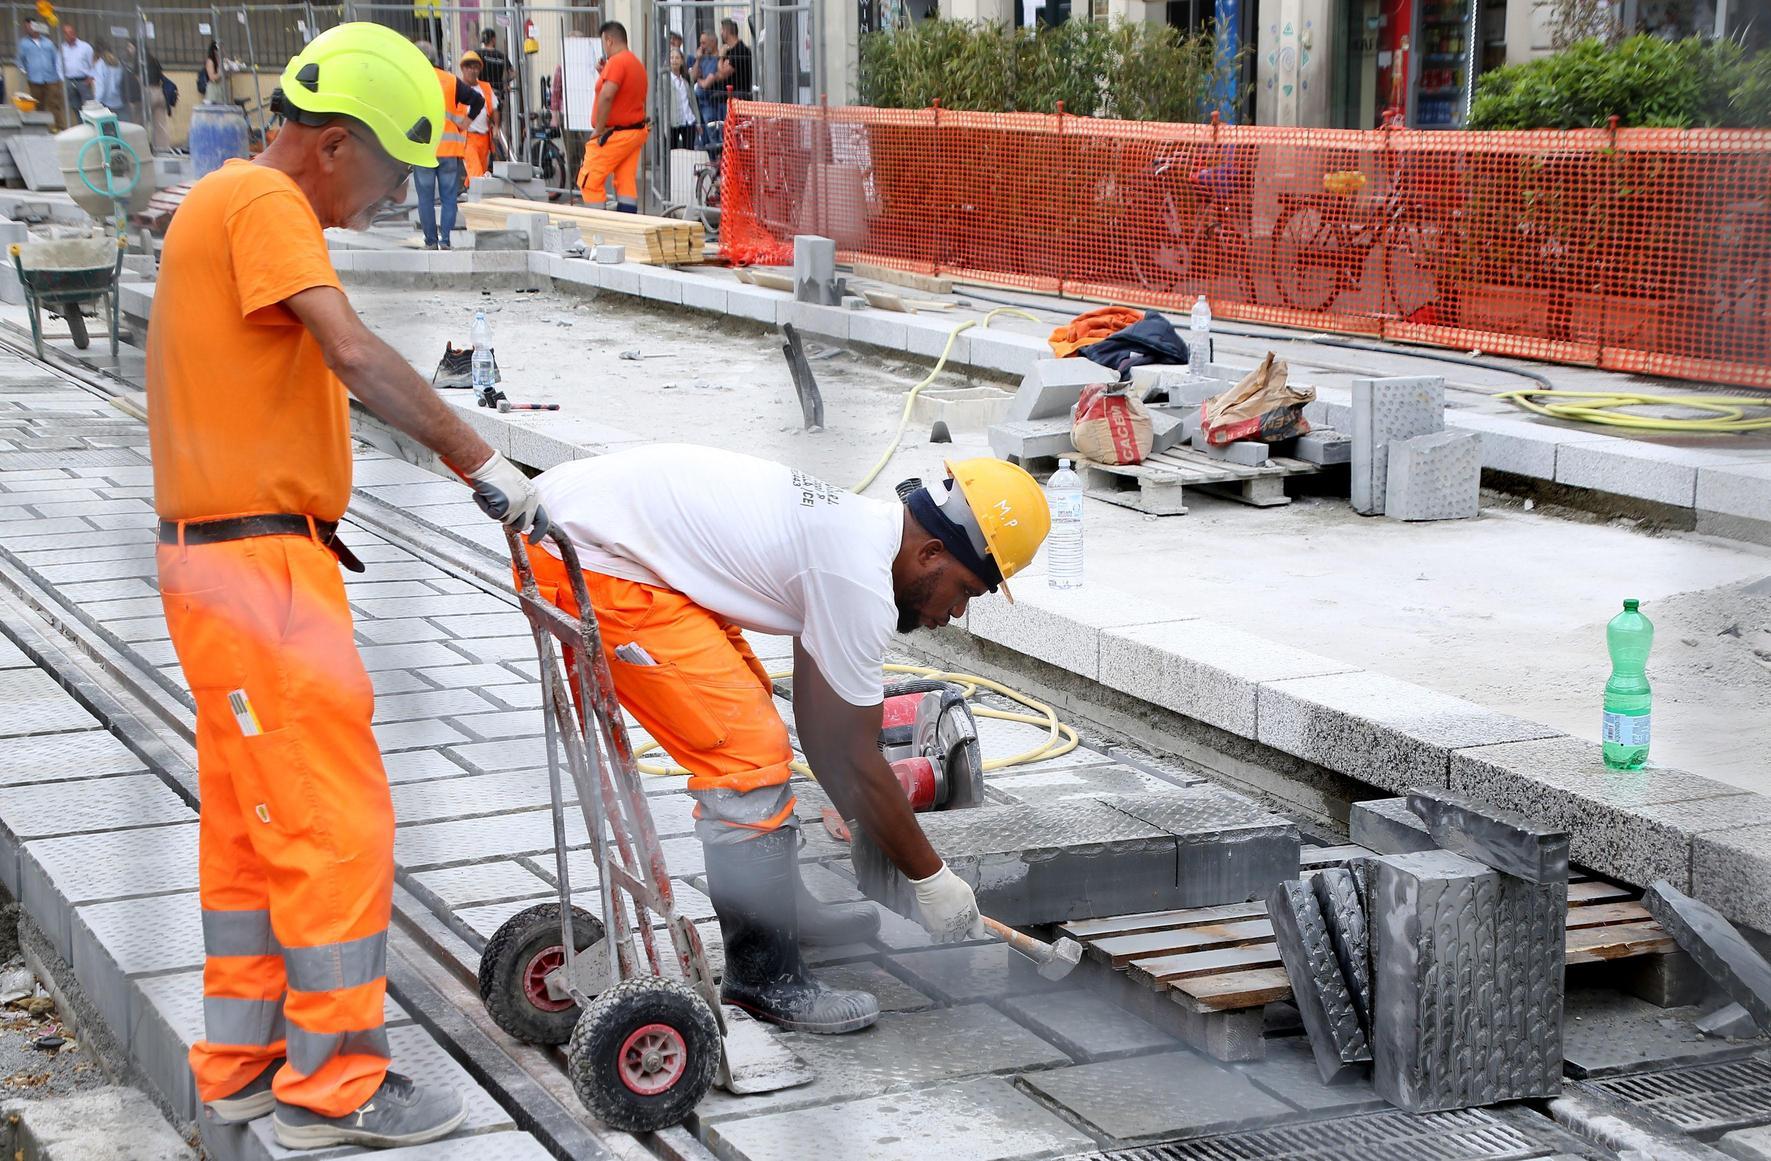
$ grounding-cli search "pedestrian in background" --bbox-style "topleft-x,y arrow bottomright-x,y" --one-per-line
122,41 -> 171,153
94,42 -> 126,116
199,41 -> 222,102
691,29 -> 719,142
59,21 -> 94,116
17,20 -> 64,130
666,46 -> 695,150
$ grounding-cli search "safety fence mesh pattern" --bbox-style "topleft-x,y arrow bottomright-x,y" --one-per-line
720,101 -> 1771,389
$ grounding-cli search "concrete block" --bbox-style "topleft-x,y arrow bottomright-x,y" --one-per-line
1257,670 -> 1559,794
1350,798 -> 1436,855
967,329 -> 1043,379
1201,438 -> 1268,466
1104,789 -> 1301,907
987,417 -> 1074,464
1556,440 -> 1721,508
848,308 -> 908,351
853,800 -> 1177,926
793,234 -> 838,304
1385,430 -> 1481,521
602,264 -> 640,296
592,243 -> 625,264
999,988 -> 1176,1061
679,275 -> 727,315
1722,1125 -> 1771,1161
492,161 -> 534,181
1098,619 -> 1355,738
1233,1034 -> 1388,1113
964,579 -> 1191,683
1269,878 -> 1370,1083
1,1087 -> 195,1160
21,824 -> 198,960
724,282 -> 780,324
1350,376 -> 1445,516
1297,429 -> 1352,465
0,730 -> 145,786
1407,787 -> 1569,883
1444,411 -> 1573,480
1019,1051 -> 1294,1141
1695,824 -> 1771,935
1697,462 -> 1771,522
1561,991 -> 1752,1079
779,299 -> 849,342
503,210 -> 548,248
6,135 -> 62,189
1149,407 -> 1186,453
635,265 -> 685,305
1312,867 -> 1372,1024
1696,1001 -> 1760,1039
1005,358 -> 1114,423
1370,849 -> 1564,1112
1129,366 -> 1222,407
904,316 -> 970,363
1644,880 -> 1771,1031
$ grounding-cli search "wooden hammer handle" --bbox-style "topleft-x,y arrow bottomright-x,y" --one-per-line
982,915 -> 1054,964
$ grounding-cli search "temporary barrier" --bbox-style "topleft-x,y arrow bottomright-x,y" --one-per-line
720,101 -> 1771,389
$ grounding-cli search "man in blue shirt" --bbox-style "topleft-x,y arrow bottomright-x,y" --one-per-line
690,29 -> 719,139
16,20 -> 63,129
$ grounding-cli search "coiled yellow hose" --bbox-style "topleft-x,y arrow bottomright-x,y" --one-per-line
1497,388 -> 1771,434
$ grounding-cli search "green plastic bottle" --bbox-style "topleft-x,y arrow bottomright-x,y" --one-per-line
1603,598 -> 1653,770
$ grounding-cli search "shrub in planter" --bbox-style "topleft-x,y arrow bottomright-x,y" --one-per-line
1468,35 -> 1770,129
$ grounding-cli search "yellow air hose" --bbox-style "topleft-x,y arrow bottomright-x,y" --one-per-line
1497,389 -> 1771,434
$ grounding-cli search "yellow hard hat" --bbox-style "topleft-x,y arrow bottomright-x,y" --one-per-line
945,457 -> 1050,600
459,49 -> 482,64
273,22 -> 444,168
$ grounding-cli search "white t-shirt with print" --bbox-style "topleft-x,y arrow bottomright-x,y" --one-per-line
532,444 -> 902,707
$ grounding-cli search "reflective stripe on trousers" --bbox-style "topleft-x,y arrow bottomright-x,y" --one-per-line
163,534 -> 395,1119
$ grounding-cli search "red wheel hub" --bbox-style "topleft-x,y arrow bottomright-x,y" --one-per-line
617,1023 -> 688,1096
521,947 -> 574,1013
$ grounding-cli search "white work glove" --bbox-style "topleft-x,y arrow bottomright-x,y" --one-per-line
465,451 -> 551,539
910,862 -> 984,944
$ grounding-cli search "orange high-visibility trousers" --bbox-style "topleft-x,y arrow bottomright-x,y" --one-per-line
524,548 -> 796,840
576,126 -> 648,209
158,532 -> 394,1118
466,133 -> 493,180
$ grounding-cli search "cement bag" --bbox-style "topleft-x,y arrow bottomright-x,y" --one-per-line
1200,352 -> 1315,446
1072,384 -> 1154,465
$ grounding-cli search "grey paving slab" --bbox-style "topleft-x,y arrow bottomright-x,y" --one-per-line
444,635 -> 538,664
80,596 -> 169,620
366,669 -> 433,697
1020,1049 -> 1297,1140
21,822 -> 198,958
55,578 -> 159,603
1695,825 -> 1771,935
395,809 -> 592,872
390,768 -> 566,825
987,764 -> 1198,806
1562,990 -> 1764,1079
1256,670 -> 1561,793
811,959 -> 934,1013
1,773 -> 191,841
372,718 -> 472,752
414,662 -> 527,689
1645,880 -> 1771,1032
704,1076 -> 1092,1161
888,942 -> 1075,1005
999,986 -> 1178,1061
356,617 -> 453,644
695,1002 -> 1069,1123
448,735 -> 550,773
1269,878 -> 1369,1083
1350,797 -> 1437,854
356,641 -> 475,671
1312,867 -> 1372,1026
1100,620 -> 1357,737
351,593 -> 515,621
477,682 -> 543,711
973,716 -> 1125,772
450,710 -> 545,741
1351,375 -> 1445,515
1105,789 -> 1301,909
1234,1033 -> 1387,1113
0,729 -> 146,784
409,860 -> 556,908
105,615 -> 171,643
1409,787 -> 1570,883
381,749 -> 474,784
0,667 -> 102,736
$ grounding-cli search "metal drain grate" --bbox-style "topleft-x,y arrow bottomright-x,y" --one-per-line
1594,1052 -> 1771,1137
1070,1107 -> 1584,1160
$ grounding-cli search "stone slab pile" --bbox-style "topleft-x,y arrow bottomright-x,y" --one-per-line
1269,877 -> 1371,1084
854,787 -> 1299,926
1644,880 -> 1771,1031
1350,375 -> 1447,516
1385,429 -> 1482,522
988,358 -> 1115,464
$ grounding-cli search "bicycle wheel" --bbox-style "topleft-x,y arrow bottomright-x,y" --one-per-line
1127,185 -> 1187,299
1272,202 -> 1344,313
1384,211 -> 1446,324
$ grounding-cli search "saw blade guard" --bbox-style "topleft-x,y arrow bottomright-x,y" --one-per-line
912,687 -> 984,810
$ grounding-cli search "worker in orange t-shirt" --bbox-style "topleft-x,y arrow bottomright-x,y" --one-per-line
576,19 -> 648,212
145,22 -> 548,1152
459,49 -> 497,181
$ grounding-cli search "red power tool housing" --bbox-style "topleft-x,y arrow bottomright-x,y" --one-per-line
878,682 -> 985,812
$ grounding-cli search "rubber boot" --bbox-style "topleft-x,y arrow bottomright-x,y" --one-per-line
705,829 -> 880,1034
794,835 -> 880,946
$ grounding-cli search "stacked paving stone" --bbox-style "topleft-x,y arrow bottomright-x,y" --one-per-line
1267,788 -> 1568,1112
986,357 -> 1114,464
1350,375 -> 1481,521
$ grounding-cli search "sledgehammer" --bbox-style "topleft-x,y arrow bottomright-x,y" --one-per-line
982,916 -> 1082,981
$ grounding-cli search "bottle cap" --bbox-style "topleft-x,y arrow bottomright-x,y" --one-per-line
1058,458 -> 1071,469
1623,598 -> 1639,611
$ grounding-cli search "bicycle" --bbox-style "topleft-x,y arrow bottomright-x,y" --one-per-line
1127,142 -> 1256,303
1271,167 -> 1446,320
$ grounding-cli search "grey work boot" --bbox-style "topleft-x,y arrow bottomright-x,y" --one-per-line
706,829 -> 880,1034
271,1071 -> 465,1151
205,1059 -> 280,1124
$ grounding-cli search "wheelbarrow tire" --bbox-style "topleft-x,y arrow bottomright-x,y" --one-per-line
63,308 -> 88,350
478,902 -> 605,1046
569,977 -> 719,1133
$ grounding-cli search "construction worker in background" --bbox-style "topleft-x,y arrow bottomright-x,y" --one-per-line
575,19 -> 647,213
527,446 -> 1049,1033
477,26 -> 511,134
458,49 -> 497,181
147,23 -> 548,1150
410,39 -> 483,250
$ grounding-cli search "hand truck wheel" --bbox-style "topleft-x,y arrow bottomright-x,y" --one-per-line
478,902 -> 604,1045
568,977 -> 720,1132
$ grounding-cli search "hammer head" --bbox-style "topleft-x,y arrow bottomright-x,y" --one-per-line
1039,937 -> 1084,981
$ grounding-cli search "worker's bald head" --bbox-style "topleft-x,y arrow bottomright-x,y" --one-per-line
260,116 -> 412,232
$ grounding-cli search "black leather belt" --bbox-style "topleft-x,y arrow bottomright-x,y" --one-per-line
157,514 -> 365,573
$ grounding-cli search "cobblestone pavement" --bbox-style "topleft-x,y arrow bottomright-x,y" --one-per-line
0,344 -> 1767,1161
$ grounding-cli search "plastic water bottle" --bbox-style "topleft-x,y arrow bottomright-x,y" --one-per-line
1188,294 -> 1211,377
1602,598 -> 1654,770
1045,459 -> 1083,589
471,311 -> 495,397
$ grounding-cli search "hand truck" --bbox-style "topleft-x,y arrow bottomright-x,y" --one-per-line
476,529 -> 810,1132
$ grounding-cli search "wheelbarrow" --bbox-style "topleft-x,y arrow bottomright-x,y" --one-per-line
476,527 -> 812,1132
10,236 -> 126,360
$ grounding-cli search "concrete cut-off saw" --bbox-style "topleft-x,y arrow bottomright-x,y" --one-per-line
823,679 -> 986,841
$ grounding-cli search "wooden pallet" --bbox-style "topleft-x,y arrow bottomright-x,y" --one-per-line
460,196 -> 706,265
1078,447 -> 1319,514
1060,874 -> 1673,1060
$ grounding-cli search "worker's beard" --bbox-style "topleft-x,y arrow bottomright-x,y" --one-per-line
894,571 -> 941,635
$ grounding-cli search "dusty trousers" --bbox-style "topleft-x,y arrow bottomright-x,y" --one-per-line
158,532 -> 394,1118
524,546 -> 797,841
575,126 -> 648,210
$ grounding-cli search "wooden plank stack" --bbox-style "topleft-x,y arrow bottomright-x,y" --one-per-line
460,196 -> 704,264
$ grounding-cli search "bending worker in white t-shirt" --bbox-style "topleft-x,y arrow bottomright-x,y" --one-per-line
528,445 -> 1050,1034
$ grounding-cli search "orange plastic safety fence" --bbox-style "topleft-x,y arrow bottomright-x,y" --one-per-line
720,101 -> 1771,389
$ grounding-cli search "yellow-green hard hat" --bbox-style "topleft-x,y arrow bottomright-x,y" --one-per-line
274,23 -> 444,168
